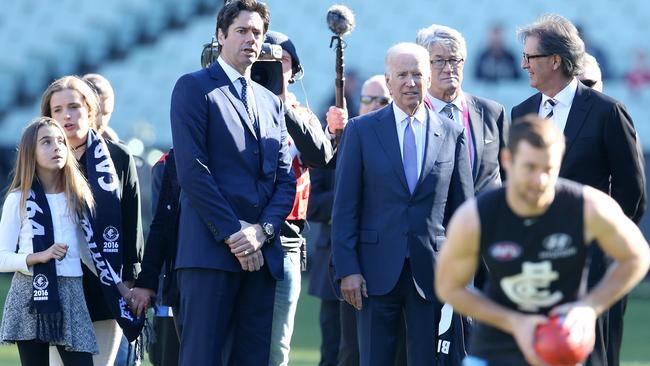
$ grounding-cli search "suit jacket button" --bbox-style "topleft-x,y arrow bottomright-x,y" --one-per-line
253,203 -> 259,208
253,149 -> 259,155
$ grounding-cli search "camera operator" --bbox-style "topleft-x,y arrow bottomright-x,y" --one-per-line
262,30 -> 336,366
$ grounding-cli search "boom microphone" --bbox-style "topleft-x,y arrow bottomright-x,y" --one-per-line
326,4 -> 355,144
326,5 -> 356,37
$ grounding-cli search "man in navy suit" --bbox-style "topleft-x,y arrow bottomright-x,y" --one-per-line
169,1 -> 295,365
332,42 -> 473,366
511,14 -> 645,366
309,75 -> 391,366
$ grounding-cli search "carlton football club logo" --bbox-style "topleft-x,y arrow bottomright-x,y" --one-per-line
33,274 -> 49,301
33,274 -> 48,290
500,261 -> 563,312
103,226 -> 120,253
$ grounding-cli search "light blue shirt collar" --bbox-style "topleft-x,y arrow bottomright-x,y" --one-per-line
427,90 -> 465,113
392,102 -> 427,126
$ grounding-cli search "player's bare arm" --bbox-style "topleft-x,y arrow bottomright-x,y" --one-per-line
564,186 -> 650,315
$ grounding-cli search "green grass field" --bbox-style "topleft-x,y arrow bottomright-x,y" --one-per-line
0,275 -> 647,365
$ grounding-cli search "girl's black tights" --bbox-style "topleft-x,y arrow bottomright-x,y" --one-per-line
16,340 -> 93,366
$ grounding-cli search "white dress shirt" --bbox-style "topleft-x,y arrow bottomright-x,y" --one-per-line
217,56 -> 258,118
427,92 -> 464,124
427,91 -> 476,166
0,191 -> 93,277
538,78 -> 578,132
392,103 -> 427,179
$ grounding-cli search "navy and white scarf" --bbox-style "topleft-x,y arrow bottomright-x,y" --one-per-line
82,129 -> 144,341
27,179 -> 64,343
78,215 -> 144,342
84,129 -> 123,272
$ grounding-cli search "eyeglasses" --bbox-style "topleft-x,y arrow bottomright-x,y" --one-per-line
522,52 -> 552,63
430,58 -> 464,69
360,95 -> 390,106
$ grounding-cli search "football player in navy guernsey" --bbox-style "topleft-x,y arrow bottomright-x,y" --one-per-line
435,115 -> 650,366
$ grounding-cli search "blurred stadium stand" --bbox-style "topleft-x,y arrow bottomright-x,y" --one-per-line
0,0 -> 649,227
1,0 -> 649,148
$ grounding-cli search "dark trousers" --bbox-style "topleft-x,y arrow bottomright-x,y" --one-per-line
338,301 -> 359,366
177,268 -> 276,366
318,299 -> 406,366
356,262 -> 437,366
17,340 -> 93,366
317,300 -> 340,366
584,297 -> 626,366
606,296 -> 627,366
339,300 -> 405,366
585,245 -> 618,366
149,316 -> 180,366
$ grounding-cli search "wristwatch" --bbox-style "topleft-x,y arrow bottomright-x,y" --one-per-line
262,222 -> 275,241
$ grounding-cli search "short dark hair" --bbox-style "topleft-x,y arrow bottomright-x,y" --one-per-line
508,114 -> 565,155
216,0 -> 270,39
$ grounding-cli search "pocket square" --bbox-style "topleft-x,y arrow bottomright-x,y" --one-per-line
484,139 -> 494,144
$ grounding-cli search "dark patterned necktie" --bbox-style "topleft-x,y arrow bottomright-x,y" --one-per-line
442,103 -> 473,164
442,103 -> 455,121
238,77 -> 258,132
545,98 -> 557,119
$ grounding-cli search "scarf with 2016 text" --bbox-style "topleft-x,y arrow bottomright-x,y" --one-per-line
83,129 -> 144,341
27,179 -> 63,343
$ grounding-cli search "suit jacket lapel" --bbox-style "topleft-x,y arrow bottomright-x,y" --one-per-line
209,64 -> 259,140
372,106 -> 409,193
563,83 -> 591,156
521,93 -> 543,116
466,95 -> 482,178
418,108 -> 444,188
252,83 -> 268,139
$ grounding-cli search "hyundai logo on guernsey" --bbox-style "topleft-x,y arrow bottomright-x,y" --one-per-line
103,225 -> 120,253
539,233 -> 576,259
489,241 -> 522,261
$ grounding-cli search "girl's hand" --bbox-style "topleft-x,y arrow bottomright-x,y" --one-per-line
27,243 -> 69,266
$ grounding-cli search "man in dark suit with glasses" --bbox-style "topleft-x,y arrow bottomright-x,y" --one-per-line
511,14 -> 646,366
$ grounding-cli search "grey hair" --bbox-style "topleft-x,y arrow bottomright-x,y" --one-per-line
384,42 -> 431,75
517,14 -> 585,77
415,24 -> 467,60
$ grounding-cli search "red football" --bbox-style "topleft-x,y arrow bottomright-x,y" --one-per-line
534,315 -> 595,366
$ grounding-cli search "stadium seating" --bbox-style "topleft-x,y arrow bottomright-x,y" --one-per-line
0,0 -> 210,114
1,0 -> 649,152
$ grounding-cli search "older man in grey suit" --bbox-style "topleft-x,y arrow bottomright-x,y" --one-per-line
417,24 -> 509,194
415,24 -> 510,364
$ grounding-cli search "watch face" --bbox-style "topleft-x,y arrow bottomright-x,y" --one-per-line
264,223 -> 274,236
